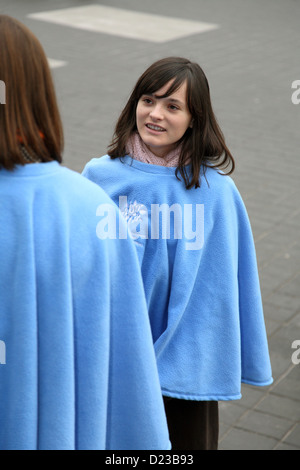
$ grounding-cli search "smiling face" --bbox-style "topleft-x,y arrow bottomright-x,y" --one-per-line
136,80 -> 193,158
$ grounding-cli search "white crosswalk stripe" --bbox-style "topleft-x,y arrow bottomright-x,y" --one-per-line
28,5 -> 219,43
47,58 -> 67,69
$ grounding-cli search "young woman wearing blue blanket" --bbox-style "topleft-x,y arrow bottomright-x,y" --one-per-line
0,16 -> 170,451
82,57 -> 273,450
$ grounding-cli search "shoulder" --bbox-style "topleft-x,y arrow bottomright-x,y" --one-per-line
58,164 -> 116,207
82,155 -> 126,185
82,155 -> 142,179
202,167 -> 249,219
82,155 -> 115,175
203,166 -> 239,197
82,155 -> 138,194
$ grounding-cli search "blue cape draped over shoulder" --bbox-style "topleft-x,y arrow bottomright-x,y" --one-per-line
83,155 -> 273,401
0,161 -> 170,450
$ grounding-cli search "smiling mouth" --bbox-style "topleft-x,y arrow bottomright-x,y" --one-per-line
146,124 -> 166,132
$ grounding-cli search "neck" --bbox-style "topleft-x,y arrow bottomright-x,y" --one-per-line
126,132 -> 182,167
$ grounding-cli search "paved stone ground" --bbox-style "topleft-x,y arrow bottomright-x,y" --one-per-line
1,0 -> 299,450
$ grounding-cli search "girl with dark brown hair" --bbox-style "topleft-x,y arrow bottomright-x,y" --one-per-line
83,57 -> 273,450
108,57 -> 234,189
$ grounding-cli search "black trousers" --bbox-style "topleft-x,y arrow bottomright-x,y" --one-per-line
163,396 -> 219,451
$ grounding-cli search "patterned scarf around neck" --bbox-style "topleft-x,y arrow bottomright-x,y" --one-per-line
126,132 -> 182,167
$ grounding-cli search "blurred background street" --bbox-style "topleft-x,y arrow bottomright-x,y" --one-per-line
1,0 -> 299,450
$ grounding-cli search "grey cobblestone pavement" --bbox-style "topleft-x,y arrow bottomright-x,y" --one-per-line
1,0 -> 299,450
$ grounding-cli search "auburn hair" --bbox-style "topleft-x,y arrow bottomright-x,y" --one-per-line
0,15 -> 63,170
108,57 -> 234,189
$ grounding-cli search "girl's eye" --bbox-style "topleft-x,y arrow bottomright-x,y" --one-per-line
169,105 -> 179,111
143,98 -> 153,105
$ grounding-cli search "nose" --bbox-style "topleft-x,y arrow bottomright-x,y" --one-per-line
149,103 -> 163,121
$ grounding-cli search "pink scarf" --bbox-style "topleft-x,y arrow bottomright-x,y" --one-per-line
126,132 -> 182,167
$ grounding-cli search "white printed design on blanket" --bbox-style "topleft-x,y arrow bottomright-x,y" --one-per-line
96,196 -> 204,251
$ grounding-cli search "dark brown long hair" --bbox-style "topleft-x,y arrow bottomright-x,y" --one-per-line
108,57 -> 234,189
0,15 -> 63,170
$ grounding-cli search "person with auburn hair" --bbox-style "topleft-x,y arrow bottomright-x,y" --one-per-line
0,16 -> 170,450
83,57 -> 273,450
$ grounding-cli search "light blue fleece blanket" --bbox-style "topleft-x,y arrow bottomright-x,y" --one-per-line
0,161 -> 170,450
83,155 -> 273,401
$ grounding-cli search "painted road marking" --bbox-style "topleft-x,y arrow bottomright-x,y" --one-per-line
28,5 -> 219,43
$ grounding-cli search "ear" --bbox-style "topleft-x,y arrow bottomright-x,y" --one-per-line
189,119 -> 194,129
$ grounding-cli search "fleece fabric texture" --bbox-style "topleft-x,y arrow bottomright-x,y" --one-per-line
82,155 -> 273,401
0,161 -> 170,450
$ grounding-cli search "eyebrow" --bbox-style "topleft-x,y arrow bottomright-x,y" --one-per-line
143,93 -> 184,106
